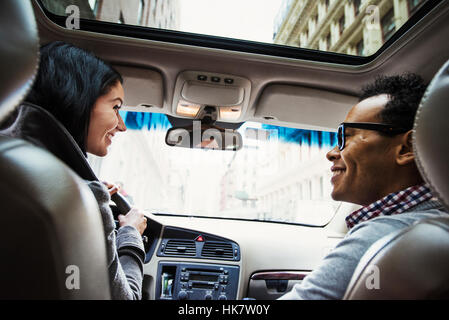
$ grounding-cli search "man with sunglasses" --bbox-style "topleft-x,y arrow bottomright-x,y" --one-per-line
279,73 -> 448,300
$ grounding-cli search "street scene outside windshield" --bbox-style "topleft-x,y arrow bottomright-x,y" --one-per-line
88,112 -> 340,226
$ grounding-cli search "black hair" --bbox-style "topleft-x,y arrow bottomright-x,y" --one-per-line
26,41 -> 123,153
359,73 -> 427,130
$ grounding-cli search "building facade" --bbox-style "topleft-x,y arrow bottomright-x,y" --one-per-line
91,0 -> 180,29
41,0 -> 180,30
273,0 -> 426,56
219,125 -> 338,225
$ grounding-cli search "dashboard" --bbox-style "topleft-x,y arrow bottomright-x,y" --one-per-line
139,210 -> 349,300
142,223 -> 241,300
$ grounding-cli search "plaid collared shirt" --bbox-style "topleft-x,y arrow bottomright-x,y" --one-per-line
345,184 -> 433,230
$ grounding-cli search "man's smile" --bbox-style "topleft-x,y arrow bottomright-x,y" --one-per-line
331,166 -> 346,184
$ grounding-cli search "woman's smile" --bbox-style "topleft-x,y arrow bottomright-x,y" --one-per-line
106,132 -> 115,144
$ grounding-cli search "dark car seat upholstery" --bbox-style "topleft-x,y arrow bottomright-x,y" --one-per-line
344,59 -> 449,299
0,0 -> 110,299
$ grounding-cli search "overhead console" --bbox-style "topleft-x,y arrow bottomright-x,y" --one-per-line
154,226 -> 241,300
172,71 -> 251,122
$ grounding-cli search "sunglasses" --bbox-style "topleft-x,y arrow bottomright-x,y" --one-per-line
337,122 -> 409,151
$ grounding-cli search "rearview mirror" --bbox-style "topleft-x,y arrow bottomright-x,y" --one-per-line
165,121 -> 243,151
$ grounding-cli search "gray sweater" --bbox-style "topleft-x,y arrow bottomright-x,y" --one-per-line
278,199 -> 447,300
87,181 -> 145,300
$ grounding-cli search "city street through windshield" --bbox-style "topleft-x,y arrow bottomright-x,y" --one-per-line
88,112 -> 339,226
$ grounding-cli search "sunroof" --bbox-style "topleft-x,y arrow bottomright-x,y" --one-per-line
41,0 -> 433,57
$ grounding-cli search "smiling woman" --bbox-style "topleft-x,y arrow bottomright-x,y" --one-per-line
25,41 -> 124,155
86,81 -> 127,157
4,41 -> 149,300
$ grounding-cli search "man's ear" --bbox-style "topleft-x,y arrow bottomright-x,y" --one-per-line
396,130 -> 415,166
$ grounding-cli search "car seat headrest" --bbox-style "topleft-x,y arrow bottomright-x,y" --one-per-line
413,59 -> 449,210
0,0 -> 40,122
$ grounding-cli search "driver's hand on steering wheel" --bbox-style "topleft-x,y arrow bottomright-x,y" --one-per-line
118,208 -> 147,235
102,181 -> 120,196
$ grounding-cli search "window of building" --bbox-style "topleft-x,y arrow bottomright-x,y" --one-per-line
308,180 -> 313,200
408,0 -> 424,15
118,11 -> 125,24
382,8 -> 396,42
88,0 -> 99,16
326,32 -> 331,50
339,14 -> 345,35
319,176 -> 324,198
356,38 -> 364,55
311,11 -> 318,27
353,0 -> 361,16
138,0 -> 145,25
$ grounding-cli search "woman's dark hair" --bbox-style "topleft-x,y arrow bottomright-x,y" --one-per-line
26,41 -> 123,153
359,73 -> 427,130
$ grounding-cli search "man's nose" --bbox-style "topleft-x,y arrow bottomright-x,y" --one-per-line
326,145 -> 340,162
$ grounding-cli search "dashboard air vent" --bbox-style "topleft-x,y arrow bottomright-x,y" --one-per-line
201,241 -> 234,260
164,240 -> 196,257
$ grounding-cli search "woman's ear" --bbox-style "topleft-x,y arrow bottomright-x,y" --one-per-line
396,130 -> 415,166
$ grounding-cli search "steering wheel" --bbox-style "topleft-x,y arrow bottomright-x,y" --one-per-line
110,192 -> 149,246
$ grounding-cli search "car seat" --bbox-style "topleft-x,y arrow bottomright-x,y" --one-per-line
0,0 -> 110,299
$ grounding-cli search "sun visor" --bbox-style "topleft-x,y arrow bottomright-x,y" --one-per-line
113,65 -> 163,110
255,84 -> 357,131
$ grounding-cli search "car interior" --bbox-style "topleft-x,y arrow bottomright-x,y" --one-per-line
0,0 -> 448,300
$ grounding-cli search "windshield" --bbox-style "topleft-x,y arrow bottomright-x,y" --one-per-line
88,111 -> 340,226
41,0 -> 431,57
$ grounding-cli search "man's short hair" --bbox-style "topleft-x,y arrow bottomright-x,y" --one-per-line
359,73 -> 427,130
